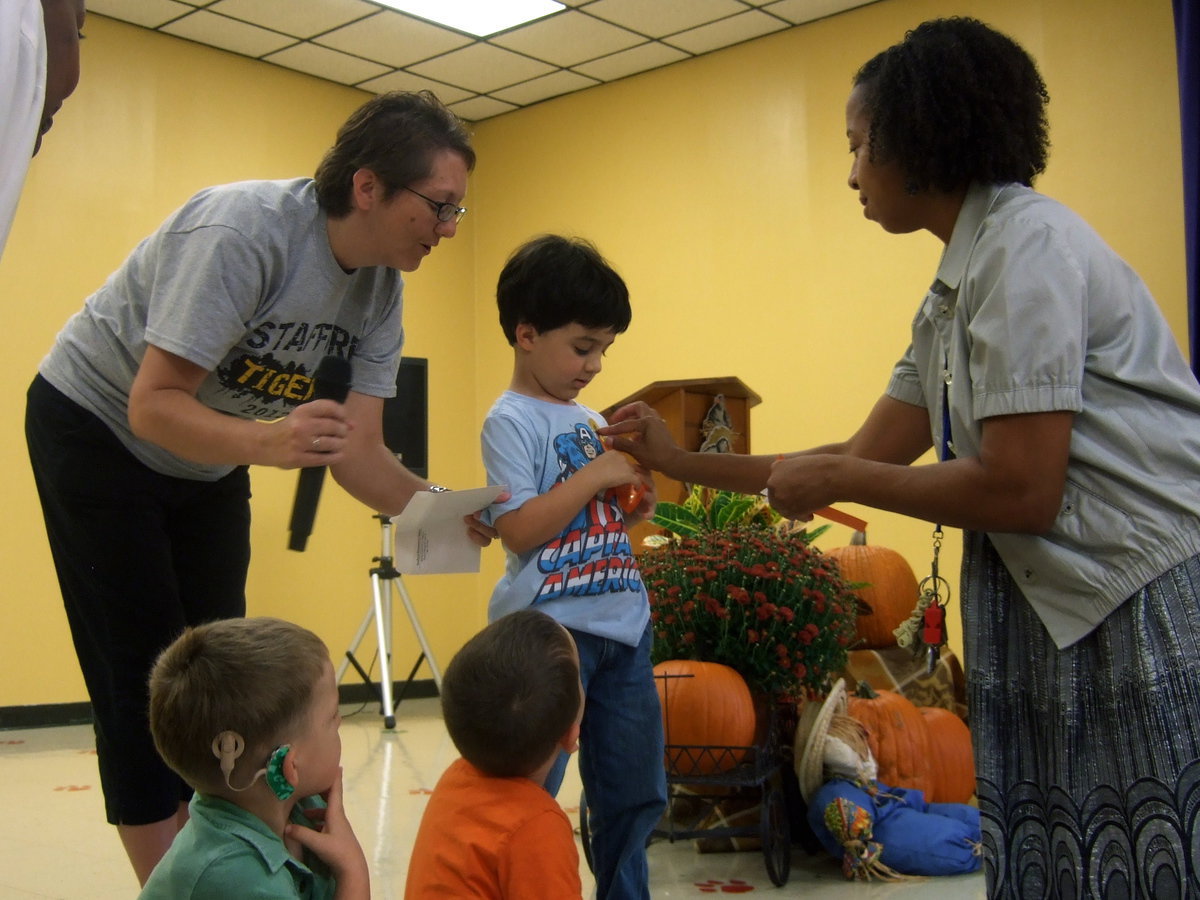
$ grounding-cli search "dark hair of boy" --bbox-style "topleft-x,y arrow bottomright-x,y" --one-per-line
496,234 -> 632,345
148,617 -> 329,793
441,609 -> 581,778
853,16 -> 1050,194
314,90 -> 476,218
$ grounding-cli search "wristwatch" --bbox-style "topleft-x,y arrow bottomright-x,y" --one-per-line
427,484 -> 450,493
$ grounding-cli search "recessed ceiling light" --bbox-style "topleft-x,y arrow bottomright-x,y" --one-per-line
373,1 -> 565,37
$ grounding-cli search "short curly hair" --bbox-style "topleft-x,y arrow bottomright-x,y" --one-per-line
853,17 -> 1050,193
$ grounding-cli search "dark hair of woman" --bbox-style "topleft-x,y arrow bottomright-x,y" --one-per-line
854,17 -> 1050,194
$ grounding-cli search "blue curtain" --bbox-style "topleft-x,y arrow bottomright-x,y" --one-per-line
1176,0 -> 1199,376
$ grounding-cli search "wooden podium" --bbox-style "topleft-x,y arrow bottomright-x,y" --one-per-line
600,376 -> 761,552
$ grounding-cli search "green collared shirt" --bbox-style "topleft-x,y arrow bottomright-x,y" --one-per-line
138,793 -> 335,900
887,182 -> 1200,648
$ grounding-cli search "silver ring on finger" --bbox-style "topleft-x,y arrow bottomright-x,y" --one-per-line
312,437 -> 321,450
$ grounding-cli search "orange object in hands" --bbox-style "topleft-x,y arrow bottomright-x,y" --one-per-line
605,449 -> 645,513
608,475 -> 645,513
593,419 -> 645,514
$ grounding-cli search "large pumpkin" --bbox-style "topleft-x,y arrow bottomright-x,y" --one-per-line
845,681 -> 933,797
653,660 -> 757,776
825,531 -> 919,649
919,706 -> 976,804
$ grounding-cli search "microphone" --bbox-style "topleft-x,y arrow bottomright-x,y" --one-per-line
288,355 -> 353,551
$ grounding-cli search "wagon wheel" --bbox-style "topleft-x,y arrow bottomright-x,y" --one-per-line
579,789 -> 595,873
760,778 -> 790,886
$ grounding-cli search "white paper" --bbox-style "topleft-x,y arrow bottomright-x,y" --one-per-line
389,485 -> 507,574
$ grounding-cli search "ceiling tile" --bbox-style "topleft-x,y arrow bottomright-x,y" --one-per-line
489,10 -> 643,67
88,0 -> 193,28
491,69 -> 599,106
582,0 -> 748,38
664,8 -> 789,55
264,41 -> 392,84
449,96 -> 518,123
571,41 -> 689,81
205,0 -> 377,38
762,0 -> 878,26
408,43 -> 556,94
356,71 -> 473,103
160,9 -> 296,56
317,10 -> 473,69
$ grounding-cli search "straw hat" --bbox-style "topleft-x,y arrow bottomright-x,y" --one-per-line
793,678 -> 849,803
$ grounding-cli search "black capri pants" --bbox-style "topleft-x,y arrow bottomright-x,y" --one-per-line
25,374 -> 251,825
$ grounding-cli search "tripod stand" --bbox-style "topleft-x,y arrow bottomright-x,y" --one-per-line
337,513 -> 443,729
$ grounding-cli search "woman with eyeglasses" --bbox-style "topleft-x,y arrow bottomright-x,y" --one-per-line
605,17 -> 1200,898
25,89 -> 496,885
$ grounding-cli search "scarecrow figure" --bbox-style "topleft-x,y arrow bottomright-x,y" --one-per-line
794,679 -> 982,879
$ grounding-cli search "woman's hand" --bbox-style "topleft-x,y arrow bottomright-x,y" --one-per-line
765,454 -> 839,521
273,399 -> 354,470
597,402 -> 681,473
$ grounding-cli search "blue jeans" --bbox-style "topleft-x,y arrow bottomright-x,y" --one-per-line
546,624 -> 666,900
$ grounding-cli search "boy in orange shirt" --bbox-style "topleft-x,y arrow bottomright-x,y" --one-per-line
405,609 -> 585,899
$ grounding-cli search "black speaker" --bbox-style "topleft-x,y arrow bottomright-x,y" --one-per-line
381,357 -> 428,478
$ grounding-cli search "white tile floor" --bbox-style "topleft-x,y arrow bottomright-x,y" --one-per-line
0,698 -> 985,898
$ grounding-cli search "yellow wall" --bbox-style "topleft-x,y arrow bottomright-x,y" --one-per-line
0,0 -> 1185,707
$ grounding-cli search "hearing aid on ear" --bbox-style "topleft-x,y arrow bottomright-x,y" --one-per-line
212,730 -> 246,784
264,745 -> 295,801
211,731 -> 294,800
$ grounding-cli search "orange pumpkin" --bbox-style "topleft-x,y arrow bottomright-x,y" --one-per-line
654,660 -> 757,776
845,681 -> 933,796
825,532 -> 919,649
919,706 -> 976,804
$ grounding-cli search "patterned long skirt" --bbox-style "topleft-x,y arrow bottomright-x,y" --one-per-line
961,533 -> 1200,899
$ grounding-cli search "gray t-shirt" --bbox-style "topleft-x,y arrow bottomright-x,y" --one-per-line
886,181 -> 1200,648
39,178 -> 404,480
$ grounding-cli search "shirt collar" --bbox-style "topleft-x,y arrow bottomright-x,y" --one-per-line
192,793 -> 317,878
934,182 -> 1008,291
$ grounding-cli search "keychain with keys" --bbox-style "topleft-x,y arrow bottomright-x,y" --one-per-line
917,525 -> 951,674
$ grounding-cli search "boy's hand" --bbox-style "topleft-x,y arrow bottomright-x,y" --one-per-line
285,768 -> 370,900
588,447 -> 640,491
626,470 -> 658,524
464,490 -> 509,546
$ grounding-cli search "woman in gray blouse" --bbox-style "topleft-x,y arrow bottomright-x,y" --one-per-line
606,17 -> 1200,899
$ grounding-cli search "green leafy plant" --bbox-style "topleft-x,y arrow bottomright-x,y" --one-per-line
640,487 -> 860,701
647,485 -> 780,538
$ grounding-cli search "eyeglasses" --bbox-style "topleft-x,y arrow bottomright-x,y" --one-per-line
402,186 -> 467,224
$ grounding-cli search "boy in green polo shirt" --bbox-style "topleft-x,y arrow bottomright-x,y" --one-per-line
139,617 -> 369,899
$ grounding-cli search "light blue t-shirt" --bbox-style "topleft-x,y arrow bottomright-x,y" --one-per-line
481,391 -> 649,646
137,793 -> 335,900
